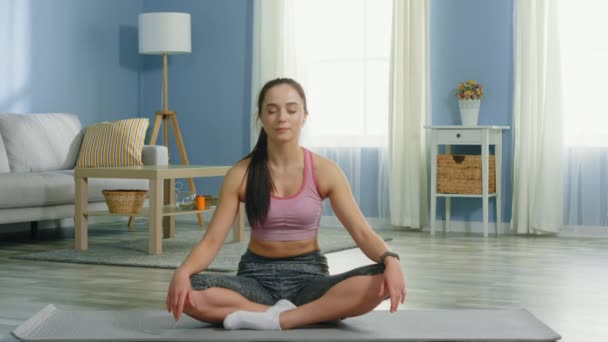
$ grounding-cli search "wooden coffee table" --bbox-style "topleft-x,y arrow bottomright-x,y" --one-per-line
74,165 -> 245,255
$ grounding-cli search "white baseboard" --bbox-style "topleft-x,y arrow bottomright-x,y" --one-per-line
560,225 -> 608,238
423,219 -> 511,235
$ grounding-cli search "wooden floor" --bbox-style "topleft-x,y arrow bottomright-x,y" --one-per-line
1,219 -> 607,341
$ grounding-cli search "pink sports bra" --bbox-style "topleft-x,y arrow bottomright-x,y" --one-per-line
251,148 -> 323,241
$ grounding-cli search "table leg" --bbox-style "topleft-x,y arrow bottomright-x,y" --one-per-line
127,216 -> 135,231
195,211 -> 205,228
185,177 -> 204,229
446,198 -> 451,233
149,177 -> 163,255
482,131 -> 489,237
74,176 -> 88,250
445,145 -> 452,233
430,133 -> 438,235
496,138 -> 503,235
232,202 -> 246,242
163,178 -> 175,238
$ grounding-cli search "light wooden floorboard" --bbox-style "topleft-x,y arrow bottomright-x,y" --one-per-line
1,220 -> 607,341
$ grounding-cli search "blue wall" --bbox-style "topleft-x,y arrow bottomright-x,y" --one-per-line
0,0 -> 142,125
430,0 -> 514,223
141,0 -> 253,195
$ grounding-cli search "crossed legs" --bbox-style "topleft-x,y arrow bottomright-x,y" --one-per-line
280,274 -> 386,329
182,287 -> 269,324
184,274 -> 386,329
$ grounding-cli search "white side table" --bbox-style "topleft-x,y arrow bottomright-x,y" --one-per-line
425,125 -> 509,237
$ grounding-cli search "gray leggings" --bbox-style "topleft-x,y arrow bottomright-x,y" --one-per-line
190,249 -> 385,306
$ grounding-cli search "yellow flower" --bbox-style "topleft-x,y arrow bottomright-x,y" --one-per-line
455,80 -> 483,99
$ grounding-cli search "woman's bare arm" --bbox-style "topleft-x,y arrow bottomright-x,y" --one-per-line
322,159 -> 405,311
176,162 -> 246,276
323,161 -> 391,261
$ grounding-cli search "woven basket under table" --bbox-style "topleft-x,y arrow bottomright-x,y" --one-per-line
102,189 -> 148,214
437,155 -> 496,194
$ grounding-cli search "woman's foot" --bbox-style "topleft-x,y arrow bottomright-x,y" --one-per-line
266,299 -> 296,313
223,309 -> 281,330
224,299 -> 296,330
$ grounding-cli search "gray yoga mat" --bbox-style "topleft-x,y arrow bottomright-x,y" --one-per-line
13,304 -> 560,341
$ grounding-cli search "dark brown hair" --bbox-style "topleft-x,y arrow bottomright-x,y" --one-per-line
242,78 -> 308,227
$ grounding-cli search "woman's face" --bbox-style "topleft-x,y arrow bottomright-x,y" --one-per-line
259,84 -> 307,143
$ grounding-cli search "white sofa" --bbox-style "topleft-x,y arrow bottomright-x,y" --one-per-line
0,113 -> 168,228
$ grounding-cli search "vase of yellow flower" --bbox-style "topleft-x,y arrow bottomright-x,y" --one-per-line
456,80 -> 483,126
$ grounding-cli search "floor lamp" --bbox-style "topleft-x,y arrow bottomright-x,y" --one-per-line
139,12 -> 204,227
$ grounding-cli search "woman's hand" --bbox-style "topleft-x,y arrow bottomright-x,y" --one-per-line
166,267 -> 195,321
378,258 -> 406,312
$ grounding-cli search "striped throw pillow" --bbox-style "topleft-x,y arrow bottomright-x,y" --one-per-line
76,118 -> 149,167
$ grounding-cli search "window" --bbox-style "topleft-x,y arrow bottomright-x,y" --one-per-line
559,0 -> 608,147
293,0 -> 393,147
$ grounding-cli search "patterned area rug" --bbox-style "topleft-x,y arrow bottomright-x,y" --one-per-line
12,228 -> 392,272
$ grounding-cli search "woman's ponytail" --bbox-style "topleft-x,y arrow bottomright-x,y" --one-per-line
243,130 -> 272,227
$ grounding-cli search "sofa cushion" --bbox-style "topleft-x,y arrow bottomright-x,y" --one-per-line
0,113 -> 83,172
0,170 -> 148,209
0,130 -> 9,173
76,118 -> 149,168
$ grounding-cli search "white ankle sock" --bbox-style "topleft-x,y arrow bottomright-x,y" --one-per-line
266,299 -> 296,313
223,309 -> 281,330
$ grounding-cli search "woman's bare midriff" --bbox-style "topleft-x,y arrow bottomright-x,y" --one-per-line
247,238 -> 320,258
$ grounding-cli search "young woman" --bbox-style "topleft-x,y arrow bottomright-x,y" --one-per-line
166,78 -> 405,330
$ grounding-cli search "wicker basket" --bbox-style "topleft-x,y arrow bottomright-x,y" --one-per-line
437,155 -> 496,194
102,189 -> 148,214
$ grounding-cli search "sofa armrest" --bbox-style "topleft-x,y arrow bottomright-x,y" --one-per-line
142,145 -> 169,166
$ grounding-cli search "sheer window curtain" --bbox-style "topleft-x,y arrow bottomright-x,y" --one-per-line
252,0 -> 400,227
559,1 -> 608,228
294,0 -> 392,226
249,0 -> 295,148
387,0 -> 428,228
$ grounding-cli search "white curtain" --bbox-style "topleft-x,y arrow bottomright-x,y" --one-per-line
511,0 -> 564,234
251,0 -> 395,223
387,0 -> 429,228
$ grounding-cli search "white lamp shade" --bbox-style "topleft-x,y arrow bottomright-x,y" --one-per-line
139,12 -> 191,54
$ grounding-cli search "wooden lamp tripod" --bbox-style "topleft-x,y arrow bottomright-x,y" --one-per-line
147,54 -> 204,227
139,12 -> 204,227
